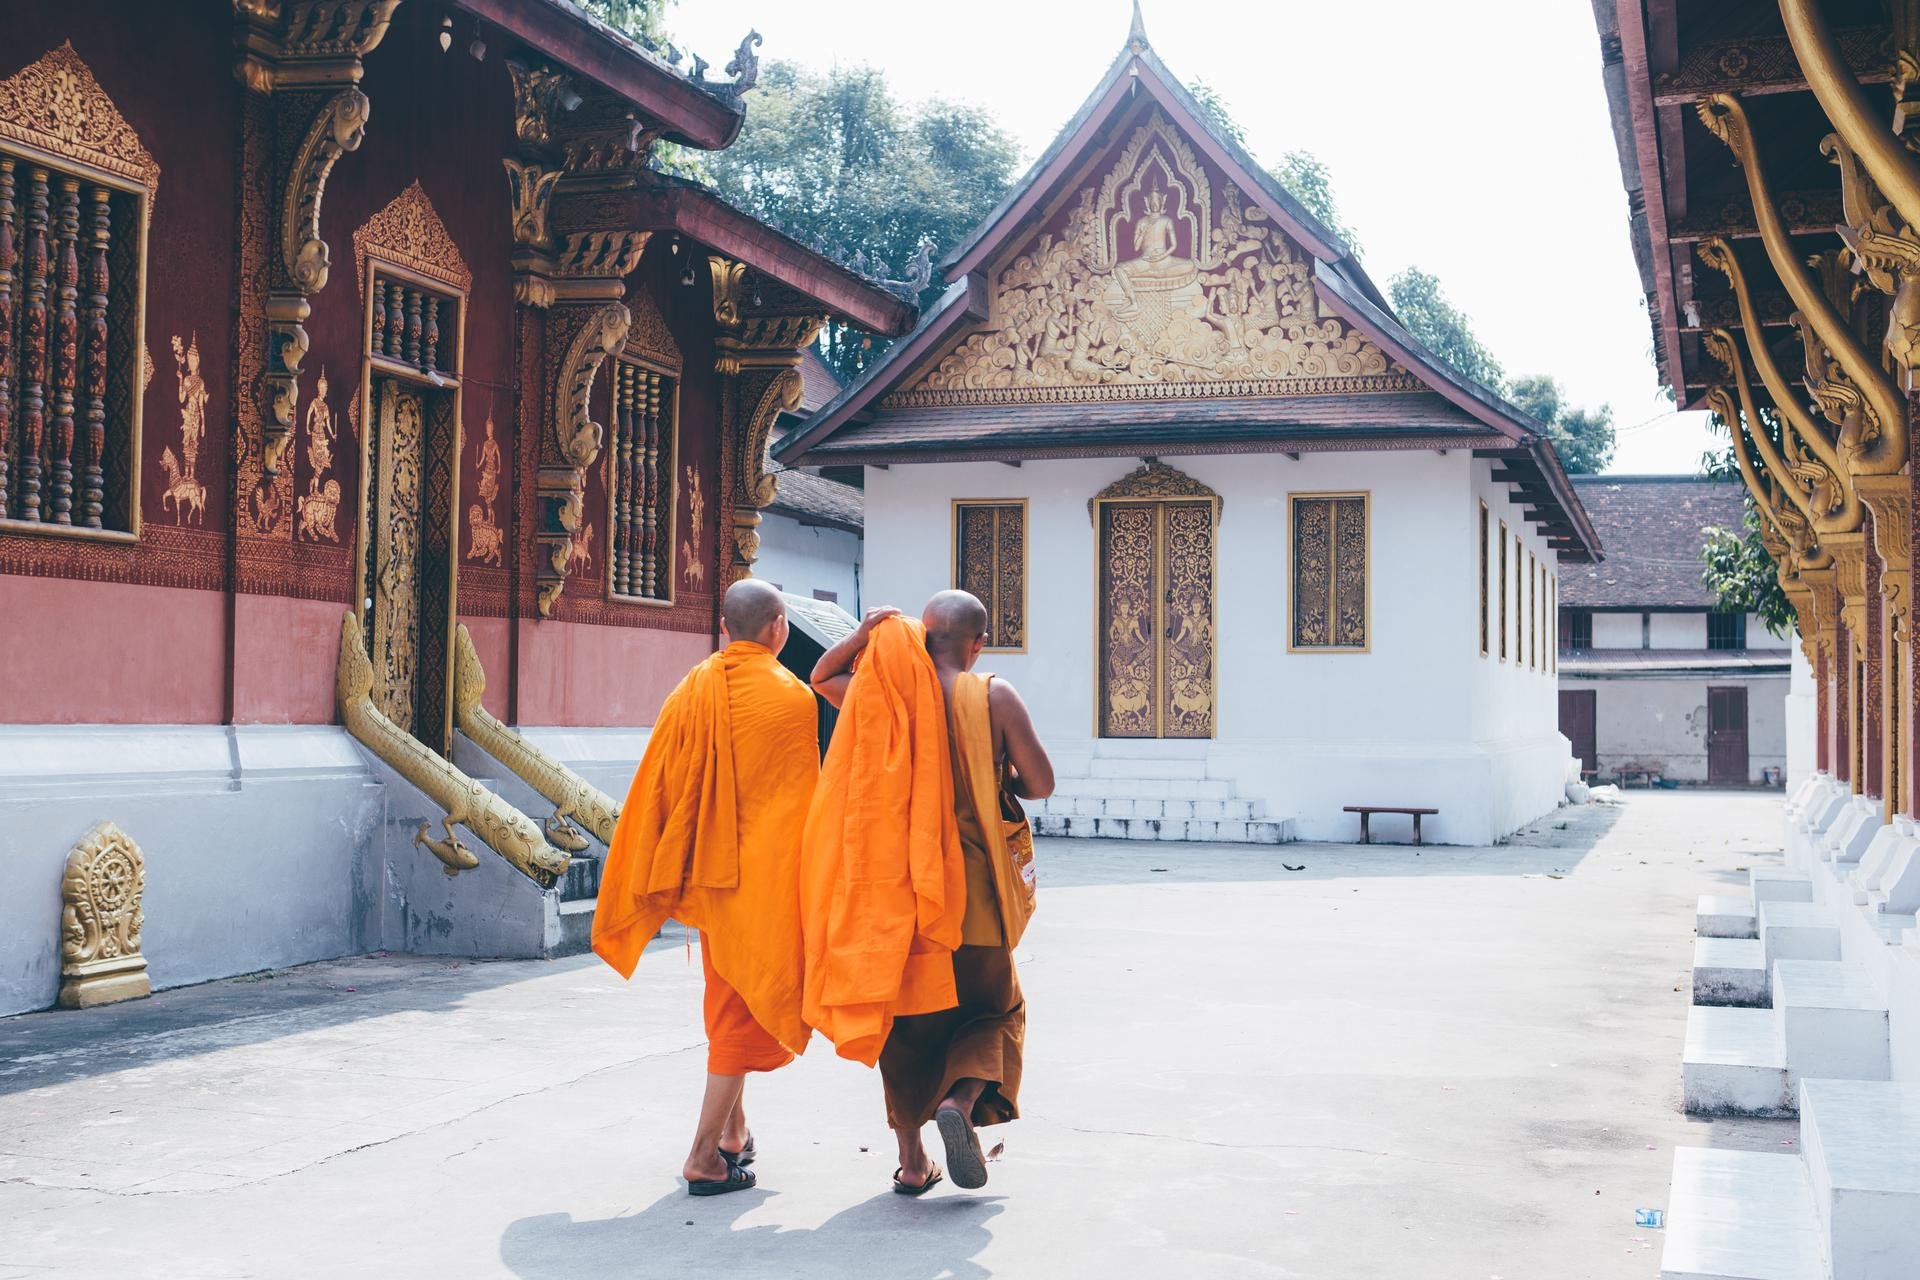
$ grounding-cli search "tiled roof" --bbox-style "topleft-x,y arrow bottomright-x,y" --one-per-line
796,349 -> 844,414
765,455 -> 863,533
1560,476 -> 1746,608
1560,649 -> 1790,676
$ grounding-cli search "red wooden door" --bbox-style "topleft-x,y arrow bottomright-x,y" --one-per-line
1708,687 -> 1749,785
1559,690 -> 1597,775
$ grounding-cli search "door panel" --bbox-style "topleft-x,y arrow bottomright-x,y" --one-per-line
1707,686 -> 1749,785
1098,499 -> 1214,739
370,380 -> 425,735
1558,690 -> 1596,775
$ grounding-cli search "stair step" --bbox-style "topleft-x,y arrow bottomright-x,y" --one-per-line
1038,795 -> 1258,821
1660,1147 -> 1821,1280
1699,894 -> 1759,940
1760,901 -> 1843,972
1050,777 -> 1234,802
1683,1005 -> 1790,1117
1801,1079 -> 1920,1280
1086,757 -> 1209,780
1694,937 -> 1769,1007
1774,961 -> 1890,1091
1031,814 -> 1293,844
1751,868 -> 1814,903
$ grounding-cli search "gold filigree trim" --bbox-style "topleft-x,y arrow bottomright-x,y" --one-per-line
353,180 -> 474,301
1088,459 -> 1221,521
0,43 -> 160,202
625,287 -> 683,373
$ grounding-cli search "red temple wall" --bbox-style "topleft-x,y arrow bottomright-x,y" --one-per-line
231,595 -> 346,724
459,613 -> 511,722
514,619 -> 708,727
1,578 -> 223,723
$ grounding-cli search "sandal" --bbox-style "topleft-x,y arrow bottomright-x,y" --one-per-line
935,1105 -> 988,1190
719,1134 -> 756,1167
892,1163 -> 944,1197
687,1162 -> 756,1197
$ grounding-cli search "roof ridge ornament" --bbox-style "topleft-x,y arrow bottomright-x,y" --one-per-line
1128,0 -> 1149,51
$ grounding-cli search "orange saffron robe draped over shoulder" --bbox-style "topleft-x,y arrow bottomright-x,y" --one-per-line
592,641 -> 818,1057
800,617 -> 968,1066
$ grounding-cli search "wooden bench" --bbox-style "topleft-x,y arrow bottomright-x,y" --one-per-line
1344,805 -> 1440,846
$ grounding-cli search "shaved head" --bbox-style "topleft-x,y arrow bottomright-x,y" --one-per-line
723,578 -> 787,649
922,589 -> 989,665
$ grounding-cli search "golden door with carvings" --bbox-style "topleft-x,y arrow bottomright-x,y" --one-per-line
362,378 -> 459,752
1097,499 -> 1215,738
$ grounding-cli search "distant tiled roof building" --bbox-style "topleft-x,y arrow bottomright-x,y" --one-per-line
1561,475 -> 1746,609
765,349 -> 863,534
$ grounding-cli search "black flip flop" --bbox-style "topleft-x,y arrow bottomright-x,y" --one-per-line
719,1135 -> 756,1167
687,1162 -> 756,1197
934,1105 -> 988,1190
892,1163 -> 944,1197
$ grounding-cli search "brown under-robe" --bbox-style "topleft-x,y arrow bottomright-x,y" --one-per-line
877,671 -> 1026,1130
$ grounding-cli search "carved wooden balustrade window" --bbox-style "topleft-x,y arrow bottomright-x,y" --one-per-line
0,152 -> 144,536
606,354 -> 679,604
1478,501 -> 1490,657
1550,574 -> 1558,673
368,269 -> 459,382
953,500 -> 1026,651
1289,493 -> 1368,652
1498,520 -> 1509,662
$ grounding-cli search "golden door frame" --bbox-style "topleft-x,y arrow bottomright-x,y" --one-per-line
1088,461 -> 1221,740
350,254 -> 467,756
950,497 -> 1030,655
1285,489 -> 1372,655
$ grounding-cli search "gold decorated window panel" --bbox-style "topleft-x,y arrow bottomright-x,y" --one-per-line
1550,573 -> 1557,674
1514,532 -> 1523,665
1290,493 -> 1368,652
954,501 -> 1026,650
0,149 -> 147,537
1097,499 -> 1214,738
367,268 -> 460,381
1498,520 -> 1508,661
1478,501 -> 1489,657
1528,550 -> 1537,670
608,356 -> 679,603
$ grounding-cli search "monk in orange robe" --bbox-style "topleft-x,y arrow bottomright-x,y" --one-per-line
593,578 -> 818,1196
808,591 -> 1054,1195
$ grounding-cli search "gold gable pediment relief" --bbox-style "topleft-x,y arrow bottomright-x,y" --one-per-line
0,42 -> 160,203
890,109 -> 1414,410
352,181 -> 473,300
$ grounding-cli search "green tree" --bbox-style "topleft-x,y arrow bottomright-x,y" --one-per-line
1507,374 -> 1616,473
571,0 -> 669,43
1187,81 -> 1361,251
1702,510 -> 1795,637
1387,267 -> 1506,392
708,61 -> 1019,374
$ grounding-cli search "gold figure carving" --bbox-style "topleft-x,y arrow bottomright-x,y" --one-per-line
682,462 -> 705,588
338,612 -> 569,887
570,517 -> 595,579
465,410 -> 504,567
158,334 -> 209,525
0,43 -> 161,210
453,624 -> 619,852
901,110 -> 1407,408
297,364 -> 341,542
57,820 -> 150,1009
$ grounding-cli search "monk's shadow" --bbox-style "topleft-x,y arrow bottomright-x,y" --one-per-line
500,1184 -> 1005,1280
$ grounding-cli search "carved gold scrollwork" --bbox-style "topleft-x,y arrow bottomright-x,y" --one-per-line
1781,0 -> 1920,233
1086,458 -> 1223,520
1701,324 -> 1860,535
338,612 -> 569,887
453,625 -> 620,849
503,157 -> 561,250
57,820 -> 151,1008
535,302 -> 630,616
283,87 -> 367,293
506,59 -> 578,152
709,256 -> 748,329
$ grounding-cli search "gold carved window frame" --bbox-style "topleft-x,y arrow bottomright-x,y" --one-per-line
1513,531 -> 1523,668
604,351 -> 681,608
951,497 -> 1029,654
0,45 -> 158,545
1498,519 -> 1508,663
1550,572 -> 1557,674
1287,489 -> 1371,655
1528,549 -> 1537,671
1478,500 -> 1489,658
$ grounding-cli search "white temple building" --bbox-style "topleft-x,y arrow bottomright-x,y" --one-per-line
775,19 -> 1600,846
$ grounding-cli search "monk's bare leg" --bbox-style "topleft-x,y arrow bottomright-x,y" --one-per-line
719,1095 -> 750,1160
894,1124 -> 937,1189
683,1072 -> 747,1184
940,1077 -> 988,1118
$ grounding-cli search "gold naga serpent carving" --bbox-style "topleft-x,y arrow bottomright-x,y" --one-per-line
452,623 -> 620,853
337,612 -> 570,888
899,109 -> 1410,407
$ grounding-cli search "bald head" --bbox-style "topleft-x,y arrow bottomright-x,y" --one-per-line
922,589 -> 989,667
723,578 -> 788,651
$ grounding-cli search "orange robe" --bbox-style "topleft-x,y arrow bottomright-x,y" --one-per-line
800,617 -> 968,1066
593,641 -> 818,1069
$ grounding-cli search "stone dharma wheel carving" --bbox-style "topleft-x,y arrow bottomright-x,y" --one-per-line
58,820 -> 151,1008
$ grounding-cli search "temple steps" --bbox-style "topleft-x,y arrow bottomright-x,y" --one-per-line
1660,1147 -> 1821,1280
1699,894 -> 1759,940
1694,938 -> 1769,1007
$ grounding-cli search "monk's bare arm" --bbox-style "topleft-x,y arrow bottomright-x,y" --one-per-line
988,678 -> 1054,801
809,605 -> 902,708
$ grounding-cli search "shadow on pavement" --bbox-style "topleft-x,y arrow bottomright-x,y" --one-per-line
501,1186 -> 1005,1280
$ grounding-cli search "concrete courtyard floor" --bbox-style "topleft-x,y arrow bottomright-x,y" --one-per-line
0,789 -> 1790,1279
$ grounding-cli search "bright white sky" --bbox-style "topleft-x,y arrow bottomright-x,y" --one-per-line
673,0 -> 1712,475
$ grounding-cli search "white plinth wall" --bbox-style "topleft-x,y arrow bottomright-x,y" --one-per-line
861,451 -> 1574,846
